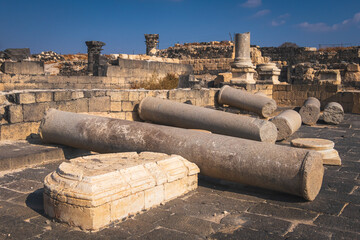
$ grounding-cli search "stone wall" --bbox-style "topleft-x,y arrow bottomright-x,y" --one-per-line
272,84 -> 359,113
157,41 -> 234,59
1,85 -> 359,141
261,47 -> 360,65
0,88 -> 218,141
0,58 -> 193,91
1,61 -> 44,75
107,58 -> 193,84
180,58 -> 233,75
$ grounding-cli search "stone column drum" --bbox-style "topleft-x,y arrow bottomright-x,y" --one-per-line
271,110 -> 302,141
218,85 -> 277,118
138,96 -> 277,143
299,97 -> 321,125
323,102 -> 344,125
40,109 -> 324,201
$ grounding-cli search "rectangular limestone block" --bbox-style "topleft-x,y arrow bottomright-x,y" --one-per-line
54,91 -> 73,101
35,92 -> 53,103
0,121 -> 40,140
16,93 -> 36,104
89,96 -> 110,112
43,152 -> 199,231
6,104 -> 23,123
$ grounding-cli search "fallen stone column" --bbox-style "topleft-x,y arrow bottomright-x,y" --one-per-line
40,109 -> 324,201
218,85 -> 277,118
271,110 -> 302,141
299,97 -> 321,125
138,96 -> 277,143
323,102 -> 344,125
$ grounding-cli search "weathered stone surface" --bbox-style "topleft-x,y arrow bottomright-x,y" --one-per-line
35,92 -> 53,103
291,138 -> 341,166
44,152 -> 199,231
0,121 -> 40,141
40,109 -> 324,200
6,105 -> 23,123
346,63 -> 360,72
139,96 -> 277,143
271,109 -> 301,141
1,61 -> 44,75
323,102 -> 344,125
15,93 -> 36,104
218,85 -> 277,118
0,140 -> 65,171
299,97 -> 320,125
317,69 -> 341,85
291,138 -> 334,150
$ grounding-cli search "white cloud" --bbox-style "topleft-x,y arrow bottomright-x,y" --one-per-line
271,20 -> 286,26
241,0 -> 261,8
271,13 -> 289,27
253,9 -> 270,18
298,12 -> 360,32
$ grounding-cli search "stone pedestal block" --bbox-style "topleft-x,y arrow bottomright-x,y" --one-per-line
291,138 -> 341,166
230,32 -> 255,84
44,152 -> 199,231
230,68 -> 256,84
256,63 -> 281,84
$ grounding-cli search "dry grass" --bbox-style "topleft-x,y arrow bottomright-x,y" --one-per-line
131,73 -> 179,90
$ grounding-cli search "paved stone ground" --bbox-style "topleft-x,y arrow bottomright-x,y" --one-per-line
0,114 -> 359,239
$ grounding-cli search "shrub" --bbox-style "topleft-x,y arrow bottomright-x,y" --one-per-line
131,73 -> 179,90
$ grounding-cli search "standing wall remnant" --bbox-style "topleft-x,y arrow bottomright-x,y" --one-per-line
144,34 -> 159,56
40,109 -> 324,201
218,85 -> 277,118
138,96 -> 277,143
85,41 -> 106,76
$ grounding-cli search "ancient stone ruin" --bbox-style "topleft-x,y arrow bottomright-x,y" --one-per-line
0,32 -> 359,238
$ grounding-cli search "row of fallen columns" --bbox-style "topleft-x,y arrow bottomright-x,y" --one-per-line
38,86 -> 344,201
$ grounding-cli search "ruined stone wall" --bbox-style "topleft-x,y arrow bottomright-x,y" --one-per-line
107,58 -> 192,84
272,84 -> 359,113
0,88 -> 217,141
158,42 -> 268,76
157,41 -> 234,59
1,85 -> 359,141
0,58 -> 193,91
261,47 -> 360,65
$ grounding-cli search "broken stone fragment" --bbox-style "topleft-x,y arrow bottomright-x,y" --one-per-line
271,109 -> 302,141
299,97 -> 321,125
323,102 -> 344,125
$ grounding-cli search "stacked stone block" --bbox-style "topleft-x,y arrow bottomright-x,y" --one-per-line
0,88 -> 218,141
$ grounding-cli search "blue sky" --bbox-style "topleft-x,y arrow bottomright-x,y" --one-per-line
1,0 -> 359,54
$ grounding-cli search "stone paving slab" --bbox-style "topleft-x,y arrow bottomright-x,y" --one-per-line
0,140 -> 65,171
0,114 -> 359,239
